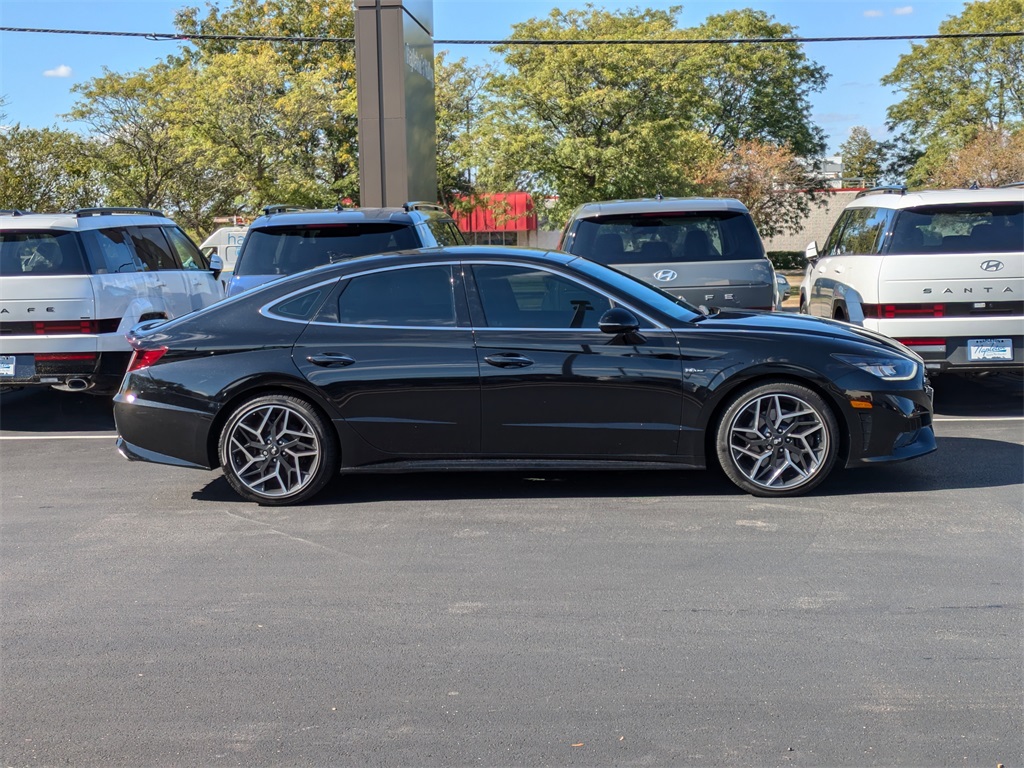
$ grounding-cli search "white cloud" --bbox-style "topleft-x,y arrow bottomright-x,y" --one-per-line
43,64 -> 72,78
894,6 -> 914,15
863,9 -> 884,17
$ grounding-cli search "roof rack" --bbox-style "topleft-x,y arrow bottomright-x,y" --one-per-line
75,207 -> 165,217
262,204 -> 310,216
855,185 -> 907,199
0,208 -> 30,216
402,201 -> 445,213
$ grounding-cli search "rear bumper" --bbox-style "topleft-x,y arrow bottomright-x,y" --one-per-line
0,351 -> 130,389
113,381 -> 217,469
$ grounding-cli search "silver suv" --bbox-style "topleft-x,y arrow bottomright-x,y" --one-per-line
0,207 -> 223,394
227,202 -> 466,296
558,197 -> 776,311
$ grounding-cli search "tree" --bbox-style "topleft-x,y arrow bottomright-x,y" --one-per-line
839,126 -> 885,186
882,0 -> 1024,185
0,125 -> 104,211
434,53 -> 488,212
174,0 -> 359,205
683,9 -> 829,157
931,127 -> 1024,187
700,140 -> 827,239
477,6 -> 726,223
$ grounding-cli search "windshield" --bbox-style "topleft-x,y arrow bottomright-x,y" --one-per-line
571,211 -> 765,265
236,223 -> 420,276
569,257 -> 703,323
889,203 -> 1023,254
0,231 -> 88,276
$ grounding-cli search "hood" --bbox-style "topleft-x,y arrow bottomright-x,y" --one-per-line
693,309 -> 918,358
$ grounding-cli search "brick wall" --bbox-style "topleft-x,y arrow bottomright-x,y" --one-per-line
762,190 -> 864,252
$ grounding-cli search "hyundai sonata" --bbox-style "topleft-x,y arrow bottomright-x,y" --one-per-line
114,246 -> 935,504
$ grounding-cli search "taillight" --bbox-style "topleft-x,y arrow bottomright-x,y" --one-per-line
34,320 -> 99,334
862,303 -> 946,319
35,352 -> 97,362
896,338 -> 946,348
127,347 -> 168,372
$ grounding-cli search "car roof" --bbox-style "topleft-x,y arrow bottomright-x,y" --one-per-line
0,208 -> 175,231
567,197 -> 750,218
249,205 -> 453,228
846,187 -> 1024,210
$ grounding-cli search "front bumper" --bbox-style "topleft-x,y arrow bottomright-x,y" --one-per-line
842,386 -> 937,467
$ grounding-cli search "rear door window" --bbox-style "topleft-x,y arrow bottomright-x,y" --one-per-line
572,211 -> 763,265
0,231 -> 89,276
127,227 -> 182,271
237,224 -> 421,276
337,266 -> 456,327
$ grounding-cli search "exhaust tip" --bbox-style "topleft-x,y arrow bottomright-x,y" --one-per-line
54,378 -> 93,392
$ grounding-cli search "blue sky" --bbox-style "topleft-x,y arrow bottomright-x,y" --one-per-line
1,0 -> 970,153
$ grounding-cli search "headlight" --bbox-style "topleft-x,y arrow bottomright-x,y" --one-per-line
833,353 -> 918,381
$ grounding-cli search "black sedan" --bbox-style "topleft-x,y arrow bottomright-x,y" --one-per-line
114,246 -> 935,505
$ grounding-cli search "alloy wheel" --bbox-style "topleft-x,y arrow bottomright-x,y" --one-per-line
225,402 -> 322,498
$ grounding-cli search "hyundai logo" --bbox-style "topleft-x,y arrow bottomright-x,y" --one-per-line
981,260 -> 1004,272
653,269 -> 677,282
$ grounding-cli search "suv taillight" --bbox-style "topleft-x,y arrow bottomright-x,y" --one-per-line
862,303 -> 946,319
127,347 -> 168,372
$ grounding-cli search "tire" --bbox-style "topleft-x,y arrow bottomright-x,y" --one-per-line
218,394 -> 338,505
715,381 -> 839,497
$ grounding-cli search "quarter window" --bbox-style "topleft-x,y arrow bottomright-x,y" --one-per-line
472,265 -> 613,329
337,266 -> 456,327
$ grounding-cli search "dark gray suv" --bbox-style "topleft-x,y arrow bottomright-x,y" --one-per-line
558,197 -> 776,311
227,202 -> 465,297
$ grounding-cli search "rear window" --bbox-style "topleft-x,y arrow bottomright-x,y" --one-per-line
236,223 -> 421,276
889,203 -> 1023,254
0,231 -> 88,276
570,211 -> 764,265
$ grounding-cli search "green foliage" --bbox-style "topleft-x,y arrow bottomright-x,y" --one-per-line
766,251 -> 805,270
0,125 -> 104,212
434,54 -> 489,213
684,9 -> 829,157
839,126 -> 885,185
882,0 -> 1024,185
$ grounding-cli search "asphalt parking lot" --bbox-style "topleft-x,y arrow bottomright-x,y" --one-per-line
1,373 -> 1022,766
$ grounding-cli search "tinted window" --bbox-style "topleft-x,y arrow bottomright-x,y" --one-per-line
164,226 -> 208,270
0,231 -> 88,276
571,211 -> 764,265
128,226 -> 182,271
426,219 -> 466,246
270,288 -> 328,320
473,265 -> 612,329
889,203 -> 1023,254
238,224 -> 421,276
834,207 -> 894,255
337,266 -> 455,326
85,228 -> 141,273
821,211 -> 851,256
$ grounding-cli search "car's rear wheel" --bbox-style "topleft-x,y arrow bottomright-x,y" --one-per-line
715,382 -> 838,497
218,394 -> 337,505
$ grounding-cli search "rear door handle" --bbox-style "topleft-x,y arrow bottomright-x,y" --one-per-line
306,353 -> 356,367
484,353 -> 534,368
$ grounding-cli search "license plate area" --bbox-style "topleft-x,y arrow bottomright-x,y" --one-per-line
967,338 -> 1012,361
0,355 -> 14,377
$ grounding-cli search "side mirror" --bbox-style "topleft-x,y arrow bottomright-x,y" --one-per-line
804,241 -> 819,262
599,307 -> 640,335
208,253 -> 224,279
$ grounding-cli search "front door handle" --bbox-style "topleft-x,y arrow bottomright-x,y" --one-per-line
306,352 -> 356,367
484,353 -> 534,368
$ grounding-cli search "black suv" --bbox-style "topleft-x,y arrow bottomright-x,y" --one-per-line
226,202 -> 465,297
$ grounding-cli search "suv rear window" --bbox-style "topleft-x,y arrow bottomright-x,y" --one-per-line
573,212 -> 764,265
236,224 -> 421,276
0,231 -> 89,276
889,203 -> 1023,254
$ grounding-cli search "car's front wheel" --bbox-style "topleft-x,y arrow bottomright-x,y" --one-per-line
218,394 -> 338,505
715,382 -> 838,497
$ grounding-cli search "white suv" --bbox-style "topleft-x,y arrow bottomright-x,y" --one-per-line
0,207 -> 224,394
801,186 -> 1023,374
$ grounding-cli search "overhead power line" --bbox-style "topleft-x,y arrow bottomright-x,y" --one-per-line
0,26 -> 1022,45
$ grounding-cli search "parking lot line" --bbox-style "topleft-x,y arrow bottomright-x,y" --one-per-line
0,434 -> 116,440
